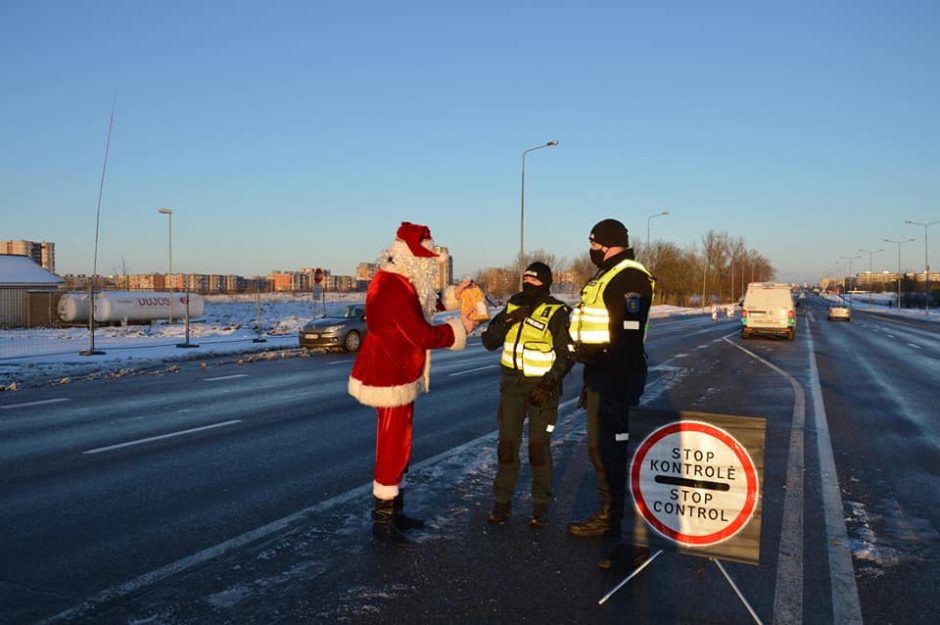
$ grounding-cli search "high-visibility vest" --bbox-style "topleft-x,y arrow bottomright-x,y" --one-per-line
500,301 -> 566,377
569,258 -> 655,344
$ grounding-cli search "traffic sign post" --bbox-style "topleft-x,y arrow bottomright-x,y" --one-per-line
313,268 -> 325,316
599,408 -> 767,624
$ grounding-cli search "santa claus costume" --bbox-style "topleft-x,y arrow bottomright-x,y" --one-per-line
348,222 -> 467,543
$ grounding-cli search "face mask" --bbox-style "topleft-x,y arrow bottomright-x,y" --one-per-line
522,282 -> 540,293
590,248 -> 606,267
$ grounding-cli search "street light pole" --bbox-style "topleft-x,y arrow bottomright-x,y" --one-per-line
519,140 -> 559,279
80,98 -> 116,356
905,220 -> 939,314
883,237 -> 914,309
158,208 -> 173,323
646,210 -> 669,251
858,247 -> 883,304
838,255 -> 860,303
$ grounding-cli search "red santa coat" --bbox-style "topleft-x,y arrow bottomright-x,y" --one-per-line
348,270 -> 466,407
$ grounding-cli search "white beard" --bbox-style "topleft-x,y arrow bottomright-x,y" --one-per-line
378,240 -> 444,319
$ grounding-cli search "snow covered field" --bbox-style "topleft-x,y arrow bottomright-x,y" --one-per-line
1,291 -> 934,392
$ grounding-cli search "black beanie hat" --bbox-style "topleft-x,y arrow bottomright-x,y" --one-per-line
524,261 -> 553,287
590,218 -> 630,247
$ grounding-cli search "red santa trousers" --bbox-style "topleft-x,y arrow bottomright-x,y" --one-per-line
373,403 -> 414,500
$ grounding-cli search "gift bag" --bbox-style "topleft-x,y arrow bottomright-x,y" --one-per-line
460,284 -> 490,321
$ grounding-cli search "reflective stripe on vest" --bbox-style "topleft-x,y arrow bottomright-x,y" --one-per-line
569,258 -> 655,344
500,301 -> 565,377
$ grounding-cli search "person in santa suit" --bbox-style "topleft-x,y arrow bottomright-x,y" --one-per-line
348,221 -> 478,544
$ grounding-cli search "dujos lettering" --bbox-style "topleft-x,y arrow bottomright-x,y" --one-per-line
137,297 -> 171,306
647,446 -> 737,480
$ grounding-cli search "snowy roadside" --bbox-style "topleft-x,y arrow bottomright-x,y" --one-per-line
0,292 -> 711,392
0,293 -> 363,391
9,290 -> 931,393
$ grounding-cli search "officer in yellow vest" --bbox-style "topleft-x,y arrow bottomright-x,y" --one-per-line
567,219 -> 655,550
481,262 -> 573,528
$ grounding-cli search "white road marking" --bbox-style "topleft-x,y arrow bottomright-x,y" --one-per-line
886,334 -> 896,339
327,359 -> 354,366
804,315 -> 864,624
723,336 -> 806,625
0,397 -> 69,410
40,401 -> 581,625
81,420 -> 242,455
449,365 -> 498,377
673,353 -> 689,358
203,374 -> 248,382
908,343 -> 921,350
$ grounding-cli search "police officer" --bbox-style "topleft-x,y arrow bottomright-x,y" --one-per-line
567,219 -> 655,544
482,262 -> 572,527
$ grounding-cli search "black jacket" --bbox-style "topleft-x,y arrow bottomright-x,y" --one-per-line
578,249 -> 654,402
482,287 -> 573,388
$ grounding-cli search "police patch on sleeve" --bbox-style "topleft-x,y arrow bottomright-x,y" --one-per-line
625,292 -> 642,315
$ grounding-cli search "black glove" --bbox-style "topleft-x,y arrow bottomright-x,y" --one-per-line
528,380 -> 555,406
568,342 -> 603,365
503,306 -> 531,326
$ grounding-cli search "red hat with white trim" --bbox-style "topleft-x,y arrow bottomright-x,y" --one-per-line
396,221 -> 439,258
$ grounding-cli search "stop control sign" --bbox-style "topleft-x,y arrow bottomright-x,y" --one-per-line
630,420 -> 760,547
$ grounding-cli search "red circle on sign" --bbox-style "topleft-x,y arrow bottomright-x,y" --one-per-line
630,421 -> 758,546
314,268 -> 323,284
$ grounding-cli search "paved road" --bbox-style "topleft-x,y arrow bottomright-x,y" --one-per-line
1,303 -> 936,624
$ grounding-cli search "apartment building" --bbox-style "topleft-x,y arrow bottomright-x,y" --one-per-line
1,240 -> 56,273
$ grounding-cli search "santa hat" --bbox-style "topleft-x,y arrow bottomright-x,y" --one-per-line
396,221 -> 439,258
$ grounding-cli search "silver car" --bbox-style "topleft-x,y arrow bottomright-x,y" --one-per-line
299,305 -> 367,351
827,305 -> 851,322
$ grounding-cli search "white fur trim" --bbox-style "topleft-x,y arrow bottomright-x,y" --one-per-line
422,351 -> 431,393
348,377 -> 420,407
441,286 -> 460,311
446,317 -> 467,351
374,480 -> 399,499
378,240 -> 439,318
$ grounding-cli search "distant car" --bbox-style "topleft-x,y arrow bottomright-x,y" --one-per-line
827,305 -> 851,322
299,305 -> 366,351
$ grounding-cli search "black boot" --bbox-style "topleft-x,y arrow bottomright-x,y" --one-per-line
487,501 -> 512,524
528,502 -> 549,528
393,491 -> 425,530
372,497 -> 409,544
567,502 -> 621,537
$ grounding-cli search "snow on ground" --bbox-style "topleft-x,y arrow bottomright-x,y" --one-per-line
1,291 -> 936,392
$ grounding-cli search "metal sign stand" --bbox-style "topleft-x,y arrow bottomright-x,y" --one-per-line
598,551 -> 765,625
252,283 -> 266,343
176,293 -> 198,348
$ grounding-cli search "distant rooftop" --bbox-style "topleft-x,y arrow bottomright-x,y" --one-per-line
0,254 -> 64,285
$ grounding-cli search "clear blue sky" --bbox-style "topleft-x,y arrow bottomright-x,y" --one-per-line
3,1 -> 938,283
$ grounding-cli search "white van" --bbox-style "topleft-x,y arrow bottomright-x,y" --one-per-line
741,282 -> 796,340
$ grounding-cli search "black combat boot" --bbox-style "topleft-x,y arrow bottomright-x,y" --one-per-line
372,497 -> 409,544
487,501 -> 512,524
393,491 -> 425,530
528,502 -> 549,528
567,502 -> 621,537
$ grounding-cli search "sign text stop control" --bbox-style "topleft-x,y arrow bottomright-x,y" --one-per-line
630,420 -> 760,547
